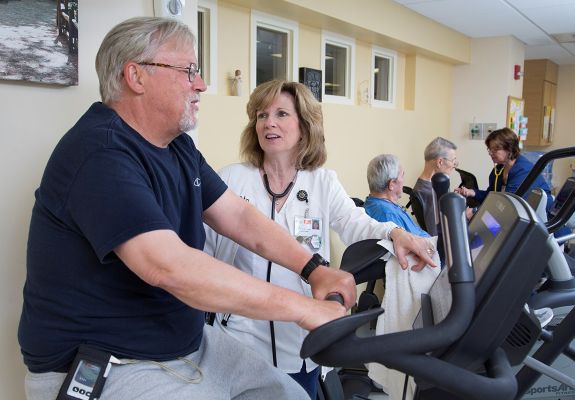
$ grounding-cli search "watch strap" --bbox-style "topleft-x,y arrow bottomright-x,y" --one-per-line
300,253 -> 329,283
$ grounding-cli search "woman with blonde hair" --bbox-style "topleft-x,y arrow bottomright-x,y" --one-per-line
204,79 -> 435,398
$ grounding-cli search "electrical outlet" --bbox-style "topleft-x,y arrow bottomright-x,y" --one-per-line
483,123 -> 497,135
469,123 -> 482,140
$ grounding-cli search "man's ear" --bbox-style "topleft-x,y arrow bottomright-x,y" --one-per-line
123,62 -> 146,95
435,158 -> 443,170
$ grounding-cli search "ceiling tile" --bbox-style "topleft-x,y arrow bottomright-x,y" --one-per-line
392,0 -> 575,64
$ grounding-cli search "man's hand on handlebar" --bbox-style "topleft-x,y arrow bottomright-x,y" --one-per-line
296,294 -> 347,331
307,266 -> 356,310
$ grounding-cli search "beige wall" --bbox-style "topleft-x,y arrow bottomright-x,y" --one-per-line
451,36 -> 526,188
0,1 -> 572,398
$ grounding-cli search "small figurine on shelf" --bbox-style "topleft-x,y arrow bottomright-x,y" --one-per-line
232,69 -> 242,96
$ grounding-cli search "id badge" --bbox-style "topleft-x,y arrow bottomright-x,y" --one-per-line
294,216 -> 314,236
294,216 -> 322,249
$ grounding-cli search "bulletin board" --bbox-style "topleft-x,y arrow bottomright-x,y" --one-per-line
506,96 -> 524,136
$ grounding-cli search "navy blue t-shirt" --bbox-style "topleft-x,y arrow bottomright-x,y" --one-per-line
18,102 -> 227,372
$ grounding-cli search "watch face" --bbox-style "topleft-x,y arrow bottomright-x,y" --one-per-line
316,253 -> 329,266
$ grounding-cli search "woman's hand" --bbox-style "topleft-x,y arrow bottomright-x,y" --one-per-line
454,186 -> 475,198
465,207 -> 476,220
390,228 -> 438,271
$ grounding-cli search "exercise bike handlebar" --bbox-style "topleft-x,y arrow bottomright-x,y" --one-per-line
302,193 -> 517,399
547,189 -> 575,233
515,146 -> 575,233
325,293 -> 344,304
301,194 -> 472,358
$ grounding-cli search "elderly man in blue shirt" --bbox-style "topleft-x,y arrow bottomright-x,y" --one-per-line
364,154 -> 430,238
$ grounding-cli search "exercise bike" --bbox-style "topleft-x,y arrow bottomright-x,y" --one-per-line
303,154 -> 575,399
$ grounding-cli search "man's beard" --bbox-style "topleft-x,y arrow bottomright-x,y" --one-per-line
179,97 -> 197,132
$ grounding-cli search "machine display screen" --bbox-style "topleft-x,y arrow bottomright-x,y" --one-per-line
470,209 -> 502,283
481,210 -> 501,237
469,233 -> 484,263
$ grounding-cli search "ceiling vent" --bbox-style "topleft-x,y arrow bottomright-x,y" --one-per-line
552,33 -> 575,44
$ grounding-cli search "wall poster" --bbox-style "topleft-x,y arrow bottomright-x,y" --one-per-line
506,96 -> 525,138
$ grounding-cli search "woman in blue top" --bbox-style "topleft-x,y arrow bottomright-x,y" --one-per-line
455,127 -> 552,209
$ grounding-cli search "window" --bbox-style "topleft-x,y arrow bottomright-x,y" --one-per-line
197,0 -> 217,94
251,11 -> 298,91
371,47 -> 396,108
322,31 -> 355,104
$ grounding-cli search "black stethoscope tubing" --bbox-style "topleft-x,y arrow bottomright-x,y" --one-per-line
262,173 -> 294,367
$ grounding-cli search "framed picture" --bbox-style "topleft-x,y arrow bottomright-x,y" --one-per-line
0,0 -> 78,86
299,67 -> 322,102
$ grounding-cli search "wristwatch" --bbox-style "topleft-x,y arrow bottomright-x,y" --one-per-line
300,253 -> 330,283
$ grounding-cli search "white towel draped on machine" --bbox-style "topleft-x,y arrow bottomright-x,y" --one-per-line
368,237 -> 441,400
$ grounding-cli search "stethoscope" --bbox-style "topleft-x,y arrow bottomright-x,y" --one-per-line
263,173 -> 294,221
262,172 -> 295,368
492,164 -> 505,191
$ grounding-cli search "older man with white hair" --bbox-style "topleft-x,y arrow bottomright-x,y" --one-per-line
364,154 -> 430,238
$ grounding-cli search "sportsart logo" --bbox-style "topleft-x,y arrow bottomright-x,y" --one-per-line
527,383 -> 574,397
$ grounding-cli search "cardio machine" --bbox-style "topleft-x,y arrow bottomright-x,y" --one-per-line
510,147 -> 575,398
303,158 -> 575,399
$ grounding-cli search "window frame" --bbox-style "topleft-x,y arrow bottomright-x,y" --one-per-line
250,10 -> 299,92
197,0 -> 218,94
371,46 -> 397,108
321,31 -> 355,105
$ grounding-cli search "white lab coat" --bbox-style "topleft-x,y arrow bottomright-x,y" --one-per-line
204,163 -> 397,373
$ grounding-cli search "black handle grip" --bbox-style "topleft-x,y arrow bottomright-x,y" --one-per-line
432,172 -> 450,265
326,293 -> 344,305
432,172 -> 450,199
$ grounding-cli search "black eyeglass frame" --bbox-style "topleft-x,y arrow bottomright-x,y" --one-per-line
138,62 -> 200,82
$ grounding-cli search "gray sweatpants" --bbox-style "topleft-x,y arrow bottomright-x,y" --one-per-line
24,325 -> 309,400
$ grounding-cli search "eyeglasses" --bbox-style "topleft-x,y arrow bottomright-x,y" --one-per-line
138,62 -> 200,82
442,157 -> 459,167
487,147 -> 503,154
